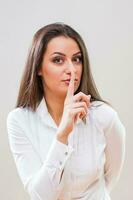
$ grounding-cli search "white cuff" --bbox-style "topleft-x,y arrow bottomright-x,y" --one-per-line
45,138 -> 74,170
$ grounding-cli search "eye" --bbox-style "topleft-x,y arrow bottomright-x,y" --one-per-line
52,56 -> 64,64
72,55 -> 82,64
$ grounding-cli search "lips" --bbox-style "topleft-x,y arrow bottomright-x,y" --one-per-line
63,78 -> 78,81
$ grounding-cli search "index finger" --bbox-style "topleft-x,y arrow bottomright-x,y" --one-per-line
65,70 -> 75,101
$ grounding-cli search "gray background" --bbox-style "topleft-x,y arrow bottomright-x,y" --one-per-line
0,0 -> 132,199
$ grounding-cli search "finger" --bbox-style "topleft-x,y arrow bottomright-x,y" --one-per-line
71,107 -> 87,119
73,93 -> 91,107
65,70 -> 75,101
74,112 -> 80,123
71,102 -> 88,114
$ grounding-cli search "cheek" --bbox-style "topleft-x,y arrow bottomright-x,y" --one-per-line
77,66 -> 83,78
43,66 -> 62,83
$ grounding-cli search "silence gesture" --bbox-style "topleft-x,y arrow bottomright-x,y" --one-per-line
56,70 -> 91,142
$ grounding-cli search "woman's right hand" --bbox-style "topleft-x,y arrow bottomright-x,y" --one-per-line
56,71 -> 91,141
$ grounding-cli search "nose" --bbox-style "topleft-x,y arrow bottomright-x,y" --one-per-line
65,60 -> 76,74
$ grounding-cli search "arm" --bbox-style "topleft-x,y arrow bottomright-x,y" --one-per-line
104,111 -> 126,193
7,111 -> 74,200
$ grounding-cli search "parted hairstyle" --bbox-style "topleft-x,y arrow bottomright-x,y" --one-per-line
16,22 -> 111,111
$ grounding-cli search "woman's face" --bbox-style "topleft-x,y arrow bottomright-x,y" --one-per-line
38,36 -> 83,98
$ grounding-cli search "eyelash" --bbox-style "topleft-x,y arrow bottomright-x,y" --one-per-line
52,56 -> 83,65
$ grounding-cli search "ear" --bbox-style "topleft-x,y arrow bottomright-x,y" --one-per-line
38,69 -> 42,76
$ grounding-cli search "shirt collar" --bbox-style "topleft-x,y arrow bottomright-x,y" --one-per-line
36,97 -> 57,130
36,97 -> 104,129
90,100 -> 104,108
36,97 -> 49,117
36,97 -> 83,129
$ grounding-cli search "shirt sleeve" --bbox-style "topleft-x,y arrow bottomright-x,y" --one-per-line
104,111 -> 126,193
7,110 -> 74,200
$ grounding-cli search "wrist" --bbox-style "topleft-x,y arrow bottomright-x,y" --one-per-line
56,133 -> 68,145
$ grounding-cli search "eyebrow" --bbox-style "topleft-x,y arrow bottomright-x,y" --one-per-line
51,51 -> 81,56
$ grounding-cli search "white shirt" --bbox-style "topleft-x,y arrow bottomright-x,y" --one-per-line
7,97 -> 126,200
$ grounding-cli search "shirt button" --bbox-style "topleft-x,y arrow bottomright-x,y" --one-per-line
65,152 -> 68,155
59,161 -> 62,165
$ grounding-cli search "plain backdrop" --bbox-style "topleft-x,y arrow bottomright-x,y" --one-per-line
0,0 -> 132,199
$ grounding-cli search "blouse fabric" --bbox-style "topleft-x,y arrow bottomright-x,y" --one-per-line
7,97 -> 126,200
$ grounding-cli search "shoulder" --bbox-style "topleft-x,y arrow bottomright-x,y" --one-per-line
7,106 -> 34,128
90,100 -> 117,115
6,106 -> 39,140
7,107 -> 28,121
90,100 -> 118,131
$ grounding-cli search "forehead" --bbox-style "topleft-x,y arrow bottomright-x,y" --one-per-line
45,36 -> 80,54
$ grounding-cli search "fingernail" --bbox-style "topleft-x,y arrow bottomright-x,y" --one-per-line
87,95 -> 91,99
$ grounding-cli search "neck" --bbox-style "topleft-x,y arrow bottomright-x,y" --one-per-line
44,93 -> 65,126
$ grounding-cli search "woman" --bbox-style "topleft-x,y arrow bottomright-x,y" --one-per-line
7,22 -> 126,200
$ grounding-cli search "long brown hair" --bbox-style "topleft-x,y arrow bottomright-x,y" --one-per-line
16,22 -> 111,111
